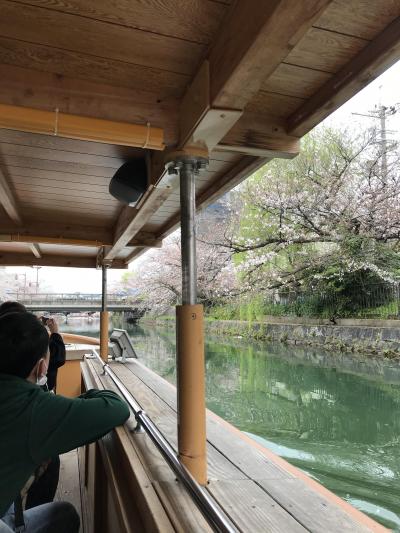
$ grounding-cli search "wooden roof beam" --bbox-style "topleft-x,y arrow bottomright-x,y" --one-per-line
0,252 -> 127,269
0,223 -> 159,248
287,16 -> 400,136
209,0 -> 332,110
105,181 -> 174,262
217,113 -> 300,158
95,0 -> 333,264
0,64 -> 179,146
180,0 -> 331,154
0,103 -> 164,150
28,243 -> 42,259
0,167 -> 23,225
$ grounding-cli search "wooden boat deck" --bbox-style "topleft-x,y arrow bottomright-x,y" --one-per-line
81,356 -> 388,533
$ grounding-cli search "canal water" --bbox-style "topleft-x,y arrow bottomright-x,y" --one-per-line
64,318 -> 400,530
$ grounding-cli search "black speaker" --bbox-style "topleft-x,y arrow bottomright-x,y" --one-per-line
109,158 -> 148,205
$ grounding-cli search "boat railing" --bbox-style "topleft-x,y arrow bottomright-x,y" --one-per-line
90,349 -> 237,533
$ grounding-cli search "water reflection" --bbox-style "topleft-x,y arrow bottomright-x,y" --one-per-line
64,318 -> 400,530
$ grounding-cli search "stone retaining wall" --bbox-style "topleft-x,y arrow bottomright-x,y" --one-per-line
142,316 -> 400,357
204,319 -> 400,357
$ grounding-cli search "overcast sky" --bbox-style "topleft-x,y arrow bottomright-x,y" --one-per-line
5,60 -> 400,293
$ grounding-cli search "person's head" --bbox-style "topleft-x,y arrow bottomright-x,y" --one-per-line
0,300 -> 27,317
0,312 -> 49,383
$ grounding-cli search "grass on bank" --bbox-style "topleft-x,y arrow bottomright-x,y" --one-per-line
143,294 -> 400,323
206,296 -> 400,321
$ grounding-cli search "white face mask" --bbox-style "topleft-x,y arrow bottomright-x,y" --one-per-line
36,360 -> 48,387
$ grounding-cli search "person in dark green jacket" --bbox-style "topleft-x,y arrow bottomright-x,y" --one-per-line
0,302 -> 66,513
0,311 -> 130,532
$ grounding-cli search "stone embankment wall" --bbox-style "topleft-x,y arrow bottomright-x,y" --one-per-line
142,316 -> 400,357
205,318 -> 400,357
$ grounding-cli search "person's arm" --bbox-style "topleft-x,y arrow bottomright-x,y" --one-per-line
48,333 -> 66,371
29,388 -> 130,464
47,319 -> 66,370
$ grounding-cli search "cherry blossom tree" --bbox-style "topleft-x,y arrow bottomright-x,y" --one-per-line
229,126 -> 400,293
124,204 -> 236,315
0,269 -> 31,301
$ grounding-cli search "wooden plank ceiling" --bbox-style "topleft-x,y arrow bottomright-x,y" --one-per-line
0,0 -> 399,268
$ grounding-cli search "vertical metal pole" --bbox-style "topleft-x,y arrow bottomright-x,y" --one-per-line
101,264 -> 107,311
180,162 -> 197,305
100,263 -> 109,362
176,158 -> 207,485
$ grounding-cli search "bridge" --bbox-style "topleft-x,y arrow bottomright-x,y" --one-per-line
5,293 -> 145,317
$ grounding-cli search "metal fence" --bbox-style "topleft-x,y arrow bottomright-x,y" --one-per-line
265,283 -> 400,319
222,283 -> 400,320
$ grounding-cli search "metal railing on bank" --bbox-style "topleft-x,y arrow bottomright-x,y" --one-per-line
272,283 -> 400,319
90,350 -> 237,533
218,282 -> 400,320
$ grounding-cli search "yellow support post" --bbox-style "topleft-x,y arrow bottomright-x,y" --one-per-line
100,311 -> 109,362
168,154 -> 209,485
176,304 -> 207,485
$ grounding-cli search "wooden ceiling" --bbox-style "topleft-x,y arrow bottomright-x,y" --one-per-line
0,0 -> 399,268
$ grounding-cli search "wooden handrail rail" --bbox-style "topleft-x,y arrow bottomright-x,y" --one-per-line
61,333 -> 100,346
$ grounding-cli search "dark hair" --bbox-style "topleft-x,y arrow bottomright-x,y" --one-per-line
0,301 -> 27,317
0,312 -> 49,378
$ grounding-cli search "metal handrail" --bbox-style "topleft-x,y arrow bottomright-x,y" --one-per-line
90,350 -> 238,533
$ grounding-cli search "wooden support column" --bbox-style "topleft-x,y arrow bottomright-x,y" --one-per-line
176,304 -> 206,485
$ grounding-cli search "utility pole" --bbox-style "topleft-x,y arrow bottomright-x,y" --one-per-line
32,266 -> 41,293
15,272 -> 27,299
352,103 -> 398,183
379,106 -> 388,179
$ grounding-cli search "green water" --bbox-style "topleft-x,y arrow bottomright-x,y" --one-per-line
63,318 -> 400,530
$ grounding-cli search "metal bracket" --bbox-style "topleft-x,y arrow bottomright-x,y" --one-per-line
96,246 -> 113,269
132,421 -> 145,434
165,155 -> 208,177
132,410 -> 146,433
